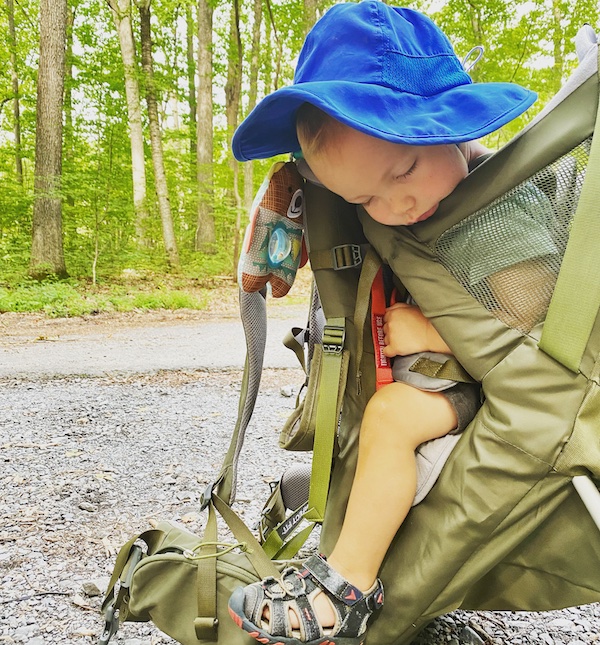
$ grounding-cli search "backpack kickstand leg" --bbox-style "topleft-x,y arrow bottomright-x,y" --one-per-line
572,475 -> 600,532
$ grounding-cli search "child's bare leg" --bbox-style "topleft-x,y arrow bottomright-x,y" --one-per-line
310,381 -> 458,626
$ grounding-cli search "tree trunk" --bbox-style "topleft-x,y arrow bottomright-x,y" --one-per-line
195,0 -> 215,253
264,0 -> 282,89
64,2 -> 74,206
242,0 -> 263,212
467,0 -> 485,83
107,0 -> 150,247
138,0 -> 180,269
30,0 -> 68,278
7,0 -> 23,184
303,0 -> 317,36
186,3 -> 197,172
225,0 -> 243,276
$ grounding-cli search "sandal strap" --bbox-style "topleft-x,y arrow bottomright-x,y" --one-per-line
303,555 -> 363,606
228,554 -> 385,644
302,554 -> 384,610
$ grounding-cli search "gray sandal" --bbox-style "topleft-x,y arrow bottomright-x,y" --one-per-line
228,553 -> 384,645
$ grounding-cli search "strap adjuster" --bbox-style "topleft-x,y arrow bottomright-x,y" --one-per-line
322,325 -> 345,354
99,601 -> 119,645
200,481 -> 216,511
331,244 -> 363,270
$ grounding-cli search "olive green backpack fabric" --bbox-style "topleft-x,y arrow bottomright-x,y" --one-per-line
302,35 -> 600,645
100,27 -> 600,645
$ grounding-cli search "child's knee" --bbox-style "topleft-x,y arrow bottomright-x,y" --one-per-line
361,383 -> 414,435
361,382 -> 456,446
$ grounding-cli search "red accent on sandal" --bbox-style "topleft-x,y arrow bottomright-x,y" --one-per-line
228,608 -> 243,628
345,589 -> 357,601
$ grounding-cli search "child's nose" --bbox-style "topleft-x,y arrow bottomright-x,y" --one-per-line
388,192 -> 416,217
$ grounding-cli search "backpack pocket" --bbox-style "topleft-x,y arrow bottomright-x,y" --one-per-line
278,343 -> 349,451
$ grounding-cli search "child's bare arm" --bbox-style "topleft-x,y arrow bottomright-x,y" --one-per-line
382,302 -> 452,357
486,258 -> 555,331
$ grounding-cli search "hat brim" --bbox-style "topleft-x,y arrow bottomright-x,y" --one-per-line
232,81 -> 536,161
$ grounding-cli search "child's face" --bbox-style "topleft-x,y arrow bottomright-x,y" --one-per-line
302,125 -> 469,226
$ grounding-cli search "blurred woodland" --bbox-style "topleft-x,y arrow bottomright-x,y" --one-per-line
1,0 -> 597,286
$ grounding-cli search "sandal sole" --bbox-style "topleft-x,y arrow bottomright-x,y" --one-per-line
228,587 -> 363,645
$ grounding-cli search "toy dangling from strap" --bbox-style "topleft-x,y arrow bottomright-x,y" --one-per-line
238,161 -> 307,298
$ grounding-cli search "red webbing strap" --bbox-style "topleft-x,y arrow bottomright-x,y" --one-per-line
371,267 -> 394,391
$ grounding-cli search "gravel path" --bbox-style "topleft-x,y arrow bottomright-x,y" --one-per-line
1,308 -> 599,645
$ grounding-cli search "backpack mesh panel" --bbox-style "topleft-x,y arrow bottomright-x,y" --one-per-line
435,137 -> 591,334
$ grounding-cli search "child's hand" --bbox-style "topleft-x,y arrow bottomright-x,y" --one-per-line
382,302 -> 451,356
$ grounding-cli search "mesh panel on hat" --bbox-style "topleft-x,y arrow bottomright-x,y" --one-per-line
382,52 -> 470,95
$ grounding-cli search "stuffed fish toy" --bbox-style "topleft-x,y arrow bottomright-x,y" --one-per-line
238,161 -> 306,297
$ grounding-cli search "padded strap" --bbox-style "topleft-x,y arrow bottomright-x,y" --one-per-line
539,47 -> 600,371
213,288 -> 267,504
305,317 -> 347,523
354,252 -> 474,391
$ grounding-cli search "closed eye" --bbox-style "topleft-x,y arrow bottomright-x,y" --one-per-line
396,160 -> 418,180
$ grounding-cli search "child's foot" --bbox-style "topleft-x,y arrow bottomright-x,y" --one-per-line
228,553 -> 384,645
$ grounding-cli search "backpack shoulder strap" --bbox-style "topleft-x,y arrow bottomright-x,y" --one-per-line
539,47 -> 600,372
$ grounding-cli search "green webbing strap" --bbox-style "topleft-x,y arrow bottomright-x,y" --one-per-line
194,502 -> 218,640
310,244 -> 369,271
304,317 -> 346,523
261,519 -> 316,560
539,51 -> 600,372
101,528 -> 159,615
271,523 -> 316,560
409,355 -> 475,383
193,494 -> 282,640
211,494 -> 280,577
194,494 -> 284,638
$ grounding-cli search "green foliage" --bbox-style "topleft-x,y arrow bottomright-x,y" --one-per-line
0,0 -> 597,306
0,275 -> 210,317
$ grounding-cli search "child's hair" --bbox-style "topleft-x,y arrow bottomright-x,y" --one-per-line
296,103 -> 346,157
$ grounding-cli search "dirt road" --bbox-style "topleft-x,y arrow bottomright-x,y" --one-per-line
1,299 -> 599,645
0,307 -> 306,377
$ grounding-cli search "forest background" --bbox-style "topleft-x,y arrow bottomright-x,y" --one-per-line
0,0 -> 598,316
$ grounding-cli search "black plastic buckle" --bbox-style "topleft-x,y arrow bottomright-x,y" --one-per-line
331,244 -> 363,270
99,601 -> 119,645
98,545 -> 143,645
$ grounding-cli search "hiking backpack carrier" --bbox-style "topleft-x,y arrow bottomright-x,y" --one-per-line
100,24 -> 600,645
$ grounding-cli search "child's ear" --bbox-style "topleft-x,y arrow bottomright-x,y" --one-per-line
238,162 -> 305,298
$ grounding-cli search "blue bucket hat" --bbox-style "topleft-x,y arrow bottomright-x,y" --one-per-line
232,1 -> 536,161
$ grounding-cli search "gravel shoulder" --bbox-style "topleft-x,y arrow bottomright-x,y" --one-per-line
1,300 -> 599,645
